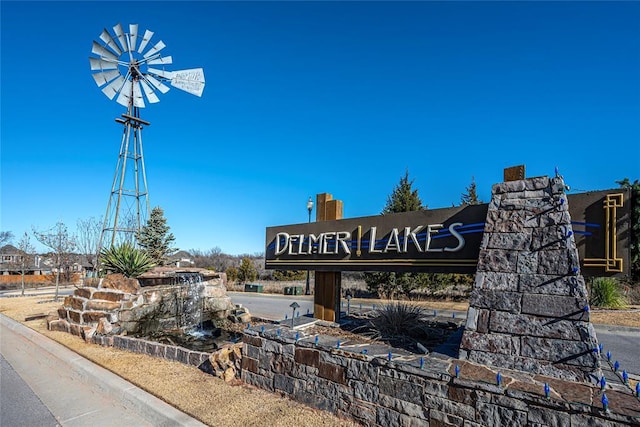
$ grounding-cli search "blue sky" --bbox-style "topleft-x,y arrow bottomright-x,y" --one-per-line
1,1 -> 639,255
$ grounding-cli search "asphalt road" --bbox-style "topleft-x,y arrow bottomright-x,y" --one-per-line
594,326 -> 640,378
229,292 -> 640,377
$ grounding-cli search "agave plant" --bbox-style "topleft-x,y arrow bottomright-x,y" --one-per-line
589,277 -> 626,309
363,302 -> 428,345
100,242 -> 155,278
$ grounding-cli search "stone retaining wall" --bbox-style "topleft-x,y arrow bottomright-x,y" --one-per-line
242,330 -> 640,427
91,333 -> 242,382
49,272 -> 233,336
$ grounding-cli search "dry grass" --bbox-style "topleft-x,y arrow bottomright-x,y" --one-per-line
0,296 -> 357,427
589,307 -> 640,328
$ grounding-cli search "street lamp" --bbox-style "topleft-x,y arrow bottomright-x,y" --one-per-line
305,196 -> 314,295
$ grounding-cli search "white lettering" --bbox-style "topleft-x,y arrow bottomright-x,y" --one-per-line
321,232 -> 335,254
288,235 -> 300,255
384,228 -> 401,253
425,224 -> 444,252
308,234 -> 320,254
445,223 -> 465,252
369,227 -> 382,253
403,226 -> 425,252
275,232 -> 289,256
336,231 -> 352,254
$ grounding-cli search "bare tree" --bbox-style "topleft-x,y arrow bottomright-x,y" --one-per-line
16,232 -> 35,296
0,231 -> 13,247
33,222 -> 77,301
77,217 -> 101,276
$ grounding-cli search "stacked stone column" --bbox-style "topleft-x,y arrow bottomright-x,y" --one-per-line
460,176 -> 601,382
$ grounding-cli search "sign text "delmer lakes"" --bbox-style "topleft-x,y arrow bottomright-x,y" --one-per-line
274,222 -> 466,256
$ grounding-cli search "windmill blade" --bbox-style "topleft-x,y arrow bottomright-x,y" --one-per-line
99,29 -> 122,56
116,79 -> 133,107
89,57 -> 117,71
101,75 -> 126,100
92,69 -> 121,87
129,24 -> 138,52
145,74 -> 170,94
147,68 -> 174,79
171,68 -> 206,97
137,29 -> 154,53
132,81 -> 145,108
113,23 -> 128,52
147,55 -> 173,66
139,79 -> 161,104
143,40 -> 166,59
92,41 -> 118,61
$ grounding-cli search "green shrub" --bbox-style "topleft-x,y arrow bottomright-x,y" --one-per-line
589,277 -> 626,308
273,270 -> 306,281
226,266 -> 238,282
237,257 -> 257,285
100,243 -> 155,278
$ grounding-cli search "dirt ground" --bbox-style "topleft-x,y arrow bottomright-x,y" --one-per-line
1,296 -> 638,427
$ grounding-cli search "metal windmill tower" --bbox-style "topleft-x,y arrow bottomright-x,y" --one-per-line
89,23 -> 205,252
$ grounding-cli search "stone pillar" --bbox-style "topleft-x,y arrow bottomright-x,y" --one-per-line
314,193 -> 342,322
460,176 -> 601,382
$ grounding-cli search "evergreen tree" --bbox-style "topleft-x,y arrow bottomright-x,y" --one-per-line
461,176 -> 482,206
617,178 -> 639,282
366,171 -> 425,299
237,257 -> 257,285
136,207 -> 177,266
382,170 -> 425,214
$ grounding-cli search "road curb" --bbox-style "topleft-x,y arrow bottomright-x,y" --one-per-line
0,314 -> 206,427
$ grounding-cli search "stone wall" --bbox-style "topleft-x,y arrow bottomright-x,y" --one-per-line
49,271 -> 233,336
460,176 -> 600,382
241,330 -> 640,427
91,333 -> 242,382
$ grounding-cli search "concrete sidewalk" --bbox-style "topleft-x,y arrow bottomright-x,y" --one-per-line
0,314 -> 205,427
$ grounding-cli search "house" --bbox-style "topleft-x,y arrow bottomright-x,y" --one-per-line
0,245 -> 47,275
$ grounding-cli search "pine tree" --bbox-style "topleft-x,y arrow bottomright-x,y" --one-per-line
382,170 -> 425,214
461,176 -> 482,206
136,207 -> 177,266
366,170 -> 425,298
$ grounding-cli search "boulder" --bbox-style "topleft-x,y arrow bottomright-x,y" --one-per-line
101,274 -> 140,294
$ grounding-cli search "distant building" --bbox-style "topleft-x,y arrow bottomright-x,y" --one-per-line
170,250 -> 195,268
0,245 -> 94,276
0,244 -> 47,275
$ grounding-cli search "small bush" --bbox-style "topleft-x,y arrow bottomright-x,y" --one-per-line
589,277 -> 626,308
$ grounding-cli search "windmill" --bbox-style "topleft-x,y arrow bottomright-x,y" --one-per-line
89,23 -> 205,252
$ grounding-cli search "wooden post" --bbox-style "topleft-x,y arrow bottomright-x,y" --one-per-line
313,193 -> 343,322
503,165 -> 525,182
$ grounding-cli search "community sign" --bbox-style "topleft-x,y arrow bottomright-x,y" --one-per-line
265,189 -> 631,277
